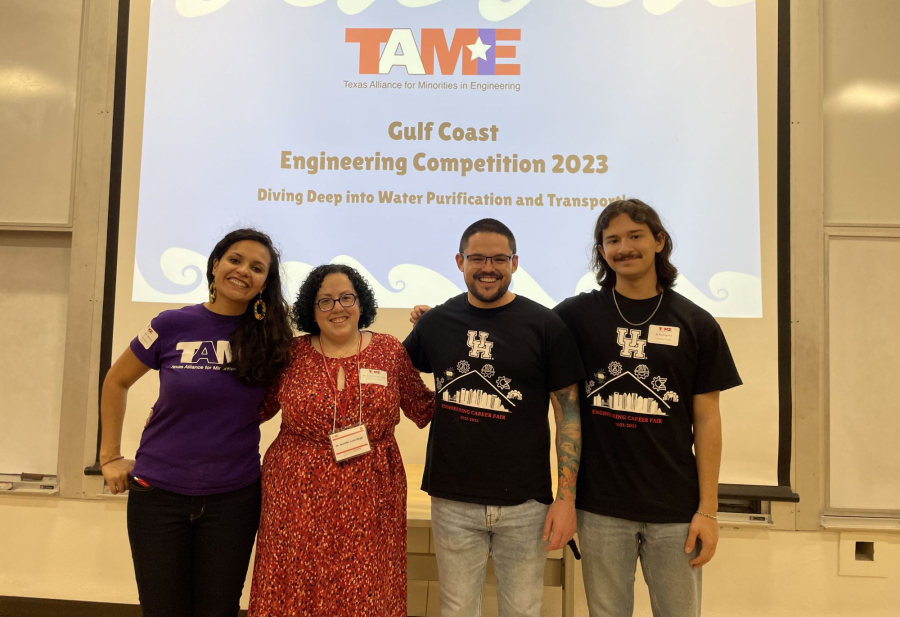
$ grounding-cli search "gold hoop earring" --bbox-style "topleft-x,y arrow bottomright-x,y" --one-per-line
253,294 -> 266,321
208,281 -> 217,303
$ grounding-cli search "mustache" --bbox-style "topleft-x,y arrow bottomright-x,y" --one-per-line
614,253 -> 641,261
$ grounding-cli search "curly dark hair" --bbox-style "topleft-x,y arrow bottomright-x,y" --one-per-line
206,228 -> 294,385
590,198 -> 679,290
292,264 -> 378,335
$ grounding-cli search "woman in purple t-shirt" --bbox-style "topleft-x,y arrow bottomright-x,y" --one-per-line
99,229 -> 294,617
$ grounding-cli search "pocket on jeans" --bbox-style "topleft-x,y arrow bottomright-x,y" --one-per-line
128,478 -> 155,492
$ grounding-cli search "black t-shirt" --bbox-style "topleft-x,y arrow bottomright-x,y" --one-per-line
554,289 -> 742,523
403,294 -> 585,506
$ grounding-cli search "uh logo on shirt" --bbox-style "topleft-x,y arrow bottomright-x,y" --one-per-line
175,341 -> 232,365
345,28 -> 521,76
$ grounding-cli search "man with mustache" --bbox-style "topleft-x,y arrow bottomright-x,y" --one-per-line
403,218 -> 584,617
553,199 -> 742,617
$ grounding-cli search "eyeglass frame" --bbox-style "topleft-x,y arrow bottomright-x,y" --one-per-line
315,293 -> 358,312
458,252 -> 516,266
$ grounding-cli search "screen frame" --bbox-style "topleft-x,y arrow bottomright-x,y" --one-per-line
86,0 -> 799,503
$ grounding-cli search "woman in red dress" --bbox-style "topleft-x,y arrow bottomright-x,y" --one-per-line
248,264 -> 434,616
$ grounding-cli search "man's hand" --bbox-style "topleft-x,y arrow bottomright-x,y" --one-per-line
409,305 -> 432,324
543,498 -> 577,551
685,512 -> 718,567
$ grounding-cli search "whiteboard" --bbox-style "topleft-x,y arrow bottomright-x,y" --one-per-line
0,0 -> 80,226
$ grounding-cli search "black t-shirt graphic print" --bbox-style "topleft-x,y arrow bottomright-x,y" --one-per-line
404,294 -> 585,506
555,289 -> 742,523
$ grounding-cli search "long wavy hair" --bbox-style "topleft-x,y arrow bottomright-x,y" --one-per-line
206,229 -> 293,385
590,199 -> 679,290
292,264 -> 378,335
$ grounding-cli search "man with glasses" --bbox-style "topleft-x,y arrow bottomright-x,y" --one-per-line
403,218 -> 585,617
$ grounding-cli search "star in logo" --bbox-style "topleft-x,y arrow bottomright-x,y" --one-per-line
457,360 -> 471,373
496,376 -> 511,390
651,376 -> 668,392
467,37 -> 492,62
608,361 -> 623,377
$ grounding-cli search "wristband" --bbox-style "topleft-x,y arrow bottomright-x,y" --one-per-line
696,509 -> 718,520
100,455 -> 124,468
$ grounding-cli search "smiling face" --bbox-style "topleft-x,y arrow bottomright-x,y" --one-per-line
456,231 -> 519,308
313,273 -> 361,342
598,213 -> 665,287
210,240 -> 271,313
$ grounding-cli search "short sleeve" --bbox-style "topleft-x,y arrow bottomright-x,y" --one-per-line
391,337 -> 435,429
129,313 -> 167,370
543,313 -> 586,392
259,338 -> 300,421
402,320 -> 433,373
258,373 -> 283,422
552,296 -> 576,326
693,316 -> 742,394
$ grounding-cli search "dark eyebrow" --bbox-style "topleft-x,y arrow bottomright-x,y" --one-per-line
226,250 -> 268,268
316,289 -> 355,299
606,229 -> 646,239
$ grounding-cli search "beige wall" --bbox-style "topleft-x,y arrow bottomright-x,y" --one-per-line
2,1 -> 900,615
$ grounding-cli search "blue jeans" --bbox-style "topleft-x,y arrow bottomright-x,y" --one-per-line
578,511 -> 701,617
430,497 -> 550,617
127,479 -> 261,617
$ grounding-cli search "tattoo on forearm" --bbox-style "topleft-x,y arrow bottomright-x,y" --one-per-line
553,384 -> 582,501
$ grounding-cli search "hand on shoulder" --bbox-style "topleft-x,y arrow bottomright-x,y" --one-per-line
409,305 -> 432,324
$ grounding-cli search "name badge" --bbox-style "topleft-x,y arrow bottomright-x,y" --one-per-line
648,325 -> 680,346
329,424 -> 372,462
360,368 -> 388,386
138,323 -> 158,349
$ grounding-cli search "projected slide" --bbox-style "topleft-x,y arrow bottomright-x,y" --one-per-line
133,0 -> 761,317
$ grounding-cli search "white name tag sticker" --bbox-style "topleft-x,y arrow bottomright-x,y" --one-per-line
648,325 -> 680,346
138,323 -> 158,350
329,424 -> 372,462
360,368 -> 388,386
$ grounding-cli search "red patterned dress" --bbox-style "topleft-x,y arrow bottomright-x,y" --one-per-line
248,333 -> 433,617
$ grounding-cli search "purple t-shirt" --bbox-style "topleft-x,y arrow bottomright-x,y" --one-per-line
130,304 -> 267,495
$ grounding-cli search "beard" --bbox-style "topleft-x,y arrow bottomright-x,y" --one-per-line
467,275 -> 511,304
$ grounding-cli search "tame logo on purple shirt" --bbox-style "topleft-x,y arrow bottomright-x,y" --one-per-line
175,341 -> 232,364
346,28 -> 521,76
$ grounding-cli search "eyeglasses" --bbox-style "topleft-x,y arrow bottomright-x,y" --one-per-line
315,293 -> 358,312
459,252 -> 515,266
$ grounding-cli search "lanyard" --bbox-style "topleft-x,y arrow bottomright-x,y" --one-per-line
317,332 -> 363,433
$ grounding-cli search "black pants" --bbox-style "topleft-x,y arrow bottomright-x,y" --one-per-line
126,478 -> 261,617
